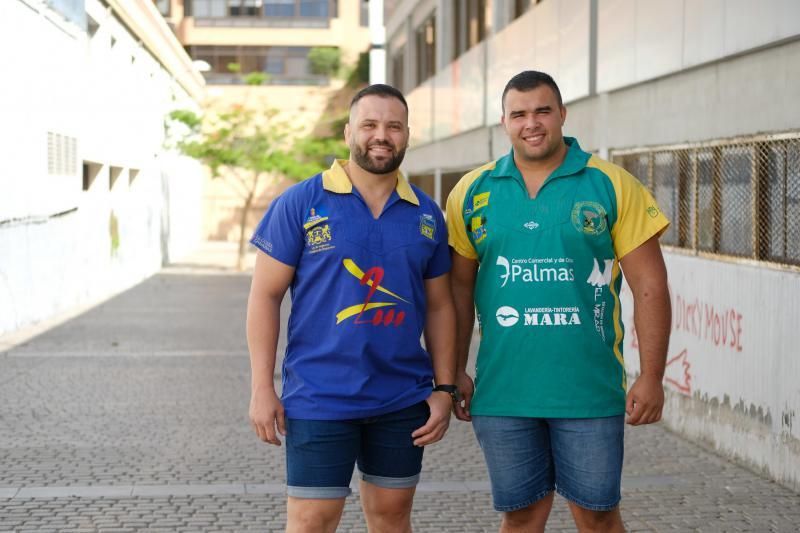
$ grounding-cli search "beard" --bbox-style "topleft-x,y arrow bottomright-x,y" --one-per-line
351,140 -> 407,175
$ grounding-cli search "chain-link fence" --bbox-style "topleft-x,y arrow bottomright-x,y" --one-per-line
612,133 -> 800,267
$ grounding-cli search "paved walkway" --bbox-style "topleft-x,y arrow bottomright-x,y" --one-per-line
1,243 -> 798,532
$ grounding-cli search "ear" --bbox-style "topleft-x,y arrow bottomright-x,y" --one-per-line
344,122 -> 351,145
560,105 -> 567,126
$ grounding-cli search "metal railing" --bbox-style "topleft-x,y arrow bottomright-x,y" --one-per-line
611,132 -> 800,267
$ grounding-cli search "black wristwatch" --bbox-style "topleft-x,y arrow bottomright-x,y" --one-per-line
433,384 -> 461,403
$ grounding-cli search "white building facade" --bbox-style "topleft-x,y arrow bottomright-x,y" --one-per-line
0,0 -> 207,337
385,0 -> 800,491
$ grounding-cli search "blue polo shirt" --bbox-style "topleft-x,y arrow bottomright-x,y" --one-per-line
250,159 -> 451,420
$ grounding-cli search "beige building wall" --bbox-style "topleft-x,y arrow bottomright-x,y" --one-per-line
200,81 -> 354,242
160,0 -> 369,241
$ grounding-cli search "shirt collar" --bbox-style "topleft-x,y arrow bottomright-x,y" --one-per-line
322,159 -> 420,206
491,137 -> 590,180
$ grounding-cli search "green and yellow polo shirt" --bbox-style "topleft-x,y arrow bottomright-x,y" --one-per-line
446,137 -> 669,418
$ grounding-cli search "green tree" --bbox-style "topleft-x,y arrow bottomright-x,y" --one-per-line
167,67 -> 297,270
308,47 -> 341,77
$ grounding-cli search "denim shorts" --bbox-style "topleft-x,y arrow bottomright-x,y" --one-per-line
285,401 -> 430,499
472,415 -> 624,512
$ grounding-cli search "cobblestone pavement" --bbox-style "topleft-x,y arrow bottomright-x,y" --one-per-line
1,248 -> 799,531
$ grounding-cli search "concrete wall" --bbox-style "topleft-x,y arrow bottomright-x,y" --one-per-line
394,0 -> 800,172
621,253 -> 800,492
0,0 -> 205,336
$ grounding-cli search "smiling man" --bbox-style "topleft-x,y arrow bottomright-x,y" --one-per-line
247,84 -> 457,533
446,71 -> 672,532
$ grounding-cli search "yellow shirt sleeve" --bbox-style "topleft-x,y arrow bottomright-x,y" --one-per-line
587,156 -> 670,259
445,178 -> 478,260
445,162 -> 496,261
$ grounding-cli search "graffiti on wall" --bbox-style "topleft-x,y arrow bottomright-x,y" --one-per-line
664,349 -> 692,394
624,288 -> 744,396
673,293 -> 743,352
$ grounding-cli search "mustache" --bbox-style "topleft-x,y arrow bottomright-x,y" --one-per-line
368,140 -> 395,149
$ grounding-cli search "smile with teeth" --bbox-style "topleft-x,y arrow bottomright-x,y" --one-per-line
523,133 -> 545,144
369,145 -> 393,155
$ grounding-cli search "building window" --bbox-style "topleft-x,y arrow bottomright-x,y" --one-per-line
512,0 -> 532,19
415,14 -> 436,86
612,133 -> 800,267
452,0 -> 486,60
187,45 -> 328,85
359,0 -> 368,27
391,46 -> 405,92
409,174 -> 435,201
45,0 -> 87,28
153,0 -> 170,16
759,142 -> 800,264
82,162 -> 102,191
187,0 -> 331,19
47,132 -> 78,177
719,146 -> 754,257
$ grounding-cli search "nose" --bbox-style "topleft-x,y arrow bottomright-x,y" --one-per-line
523,113 -> 538,130
373,124 -> 388,140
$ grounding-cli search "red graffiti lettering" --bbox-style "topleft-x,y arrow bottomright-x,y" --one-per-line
672,293 -> 742,352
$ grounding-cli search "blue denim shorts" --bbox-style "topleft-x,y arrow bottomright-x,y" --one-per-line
285,401 -> 430,499
472,415 -> 624,512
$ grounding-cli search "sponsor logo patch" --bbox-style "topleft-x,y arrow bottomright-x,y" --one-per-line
496,306 -> 519,327
496,256 -> 575,288
587,258 -> 614,340
473,192 -> 490,211
495,305 -> 582,327
471,216 -> 487,244
523,221 -> 540,231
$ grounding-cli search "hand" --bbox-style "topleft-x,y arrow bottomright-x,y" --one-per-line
249,385 -> 286,445
411,392 -> 452,446
626,374 -> 665,425
454,371 -> 474,421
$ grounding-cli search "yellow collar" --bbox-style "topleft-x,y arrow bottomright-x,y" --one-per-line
322,159 -> 419,206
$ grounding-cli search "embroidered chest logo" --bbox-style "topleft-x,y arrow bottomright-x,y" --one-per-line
571,201 -> 608,235
304,206 -> 334,254
335,259 -> 409,327
420,214 -> 436,240
523,221 -> 540,230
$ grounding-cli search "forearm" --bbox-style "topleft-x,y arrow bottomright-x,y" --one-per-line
246,292 -> 282,391
632,282 -> 671,379
425,299 -> 457,386
451,278 -> 475,374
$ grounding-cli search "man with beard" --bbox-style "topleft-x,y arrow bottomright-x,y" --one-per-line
446,71 -> 671,532
247,84 -> 457,533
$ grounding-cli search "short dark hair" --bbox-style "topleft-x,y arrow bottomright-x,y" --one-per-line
501,71 -> 563,112
350,83 -> 408,114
